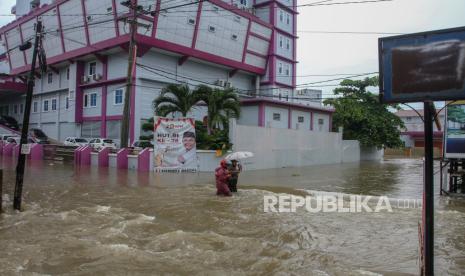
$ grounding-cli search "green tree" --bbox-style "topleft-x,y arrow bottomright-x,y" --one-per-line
152,84 -> 202,117
324,76 -> 405,148
196,85 -> 241,134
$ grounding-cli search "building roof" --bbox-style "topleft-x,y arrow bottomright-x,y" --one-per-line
395,109 -> 445,117
241,98 -> 335,113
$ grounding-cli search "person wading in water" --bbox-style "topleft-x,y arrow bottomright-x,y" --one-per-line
215,160 -> 232,196
228,160 -> 242,192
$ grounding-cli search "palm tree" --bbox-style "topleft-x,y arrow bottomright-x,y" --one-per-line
153,84 -> 201,117
195,85 -> 241,134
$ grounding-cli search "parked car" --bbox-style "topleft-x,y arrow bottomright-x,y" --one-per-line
0,115 -> 19,130
29,128 -> 49,144
88,138 -> 117,150
132,140 -> 153,150
64,137 -> 89,147
0,134 -> 18,142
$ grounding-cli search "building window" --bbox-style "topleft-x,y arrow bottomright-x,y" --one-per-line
33,101 -> 38,113
318,118 -> 324,125
278,62 -> 283,74
240,0 -> 247,5
208,25 -> 216,32
187,18 -> 195,25
84,93 -> 98,108
279,10 -> 284,22
285,64 -> 290,76
90,93 -> 97,107
51,98 -> 57,111
273,113 -> 281,121
286,38 -> 290,50
89,61 -> 96,76
231,34 -> 238,41
65,97 -> 69,110
286,14 -> 290,25
47,72 -> 53,84
114,89 -> 123,105
298,116 -> 304,123
66,68 -> 70,80
13,104 -> 18,114
43,100 -> 49,112
279,36 -> 283,48
20,104 -> 23,113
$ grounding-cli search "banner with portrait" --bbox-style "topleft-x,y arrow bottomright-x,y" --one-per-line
154,117 -> 197,172
444,101 -> 465,159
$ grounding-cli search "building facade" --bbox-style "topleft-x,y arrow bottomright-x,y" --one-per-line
395,109 -> 445,149
0,0 -> 332,144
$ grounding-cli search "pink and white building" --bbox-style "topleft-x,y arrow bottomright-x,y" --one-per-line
0,0 -> 333,143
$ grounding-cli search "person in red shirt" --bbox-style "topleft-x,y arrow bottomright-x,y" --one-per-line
215,160 -> 232,196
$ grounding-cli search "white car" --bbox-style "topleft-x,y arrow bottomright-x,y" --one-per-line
88,138 -> 117,151
64,137 -> 89,147
0,134 -> 18,142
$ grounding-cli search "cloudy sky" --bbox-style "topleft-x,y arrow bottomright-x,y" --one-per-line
1,0 -> 465,97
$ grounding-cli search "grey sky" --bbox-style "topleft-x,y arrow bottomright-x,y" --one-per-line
1,0 -> 464,97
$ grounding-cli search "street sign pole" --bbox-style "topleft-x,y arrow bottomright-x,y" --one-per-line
423,101 -> 434,275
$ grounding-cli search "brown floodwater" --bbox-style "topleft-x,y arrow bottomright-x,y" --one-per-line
0,156 -> 464,275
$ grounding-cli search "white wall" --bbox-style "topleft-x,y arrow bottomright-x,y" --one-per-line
237,106 -> 259,126
229,120 -> 351,170
291,109 -> 310,130
313,112 -> 330,132
264,105 -> 288,129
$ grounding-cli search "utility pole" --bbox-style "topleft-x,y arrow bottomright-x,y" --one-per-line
120,0 -> 138,148
14,20 -> 43,211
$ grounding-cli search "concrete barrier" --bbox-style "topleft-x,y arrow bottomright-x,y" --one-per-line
116,148 -> 129,170
138,148 -> 151,172
79,146 -> 92,166
29,144 -> 43,160
98,147 -> 110,167
2,143 -> 14,156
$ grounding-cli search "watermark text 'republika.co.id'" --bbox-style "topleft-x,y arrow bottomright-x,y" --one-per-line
263,194 -> 422,213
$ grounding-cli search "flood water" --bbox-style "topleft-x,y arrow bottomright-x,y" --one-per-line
0,157 -> 464,275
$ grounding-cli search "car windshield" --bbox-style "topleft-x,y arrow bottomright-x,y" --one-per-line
75,138 -> 88,142
103,139 -> 113,143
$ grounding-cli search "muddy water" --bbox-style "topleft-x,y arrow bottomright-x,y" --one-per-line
0,157 -> 464,275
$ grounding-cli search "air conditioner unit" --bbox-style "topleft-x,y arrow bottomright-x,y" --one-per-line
215,79 -> 225,87
93,74 -> 102,81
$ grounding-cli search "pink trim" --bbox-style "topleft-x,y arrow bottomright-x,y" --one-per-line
249,32 -> 271,42
288,107 -> 291,129
116,148 -> 129,169
3,33 -> 13,71
310,112 -> 313,130
254,1 -> 297,13
137,35 -> 266,74
246,50 -> 267,59
242,98 -> 335,114
152,0 -> 161,38
98,147 -> 110,167
258,102 -> 265,127
56,4 -> 66,53
79,77 -> 126,89
30,143 -> 43,160
137,148 -> 151,172
107,115 -> 123,120
260,80 -> 293,89
18,25 -> 28,66
191,1 -> 203,48
242,20 -> 252,63
80,0 -> 90,45
0,81 -> 27,92
101,56 -> 108,137
75,61 -> 85,123
112,0 -> 120,36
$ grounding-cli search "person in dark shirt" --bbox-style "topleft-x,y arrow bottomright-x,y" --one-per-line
228,159 -> 242,193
